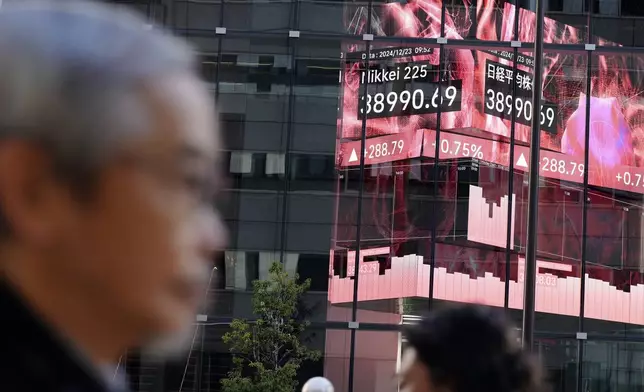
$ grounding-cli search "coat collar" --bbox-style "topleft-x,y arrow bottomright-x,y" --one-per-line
0,279 -> 114,391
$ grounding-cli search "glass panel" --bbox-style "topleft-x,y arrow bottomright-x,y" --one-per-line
173,0 -> 222,32
112,1 -> 165,24
592,0 -> 642,46
583,52 -> 644,337
292,38 -> 341,155
367,0 -> 444,39
330,39 -> 367,322
199,50 -> 220,88
582,341 -> 644,391
517,1 -> 588,45
351,331 -> 401,392
300,0 -> 363,35
527,50 -> 587,331
324,328 -> 359,391
448,0 -> 511,40
159,323 -> 231,392
363,0 -> 512,41
544,0 -> 589,37
342,40 -> 439,322
281,38 -> 342,292
218,36 -> 290,190
535,337 -> 580,392
222,0 -> 293,32
427,44 -> 518,309
214,37 -> 291,282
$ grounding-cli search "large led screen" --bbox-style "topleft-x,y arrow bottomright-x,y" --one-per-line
338,1 -> 644,189
332,0 -> 644,325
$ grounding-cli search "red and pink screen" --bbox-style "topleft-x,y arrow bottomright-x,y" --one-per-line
332,0 -> 644,325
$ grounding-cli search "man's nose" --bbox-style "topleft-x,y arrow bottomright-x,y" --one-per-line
196,207 -> 227,259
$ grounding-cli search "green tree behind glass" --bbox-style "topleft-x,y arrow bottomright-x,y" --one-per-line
221,262 -> 321,392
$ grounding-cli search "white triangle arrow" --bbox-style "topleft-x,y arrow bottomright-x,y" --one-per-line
516,153 -> 528,168
348,149 -> 358,163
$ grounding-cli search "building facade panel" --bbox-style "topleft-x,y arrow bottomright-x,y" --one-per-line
111,0 -> 644,391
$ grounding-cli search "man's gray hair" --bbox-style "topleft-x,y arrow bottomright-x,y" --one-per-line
0,0 -> 197,175
0,0 -> 198,235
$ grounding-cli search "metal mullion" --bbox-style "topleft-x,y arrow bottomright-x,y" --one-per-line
576,47 -> 593,392
427,0 -> 448,311
278,36 -> 298,264
213,0 -> 224,101
504,1 -> 522,310
346,1 -> 373,386
522,0 -> 546,352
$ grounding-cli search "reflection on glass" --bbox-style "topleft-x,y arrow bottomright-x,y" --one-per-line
173,0 -> 223,31
592,0 -> 644,47
582,341 -> 644,391
583,52 -> 644,333
535,338 -> 579,392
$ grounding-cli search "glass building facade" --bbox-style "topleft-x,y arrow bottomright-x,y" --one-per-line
112,0 -> 644,391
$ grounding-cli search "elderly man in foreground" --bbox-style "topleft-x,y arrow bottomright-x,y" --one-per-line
0,1 -> 225,391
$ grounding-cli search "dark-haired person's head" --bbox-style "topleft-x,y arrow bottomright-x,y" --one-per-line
0,0 -> 224,362
399,305 -> 544,392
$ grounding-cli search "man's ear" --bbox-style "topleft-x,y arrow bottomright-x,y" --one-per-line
0,142 -> 59,246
